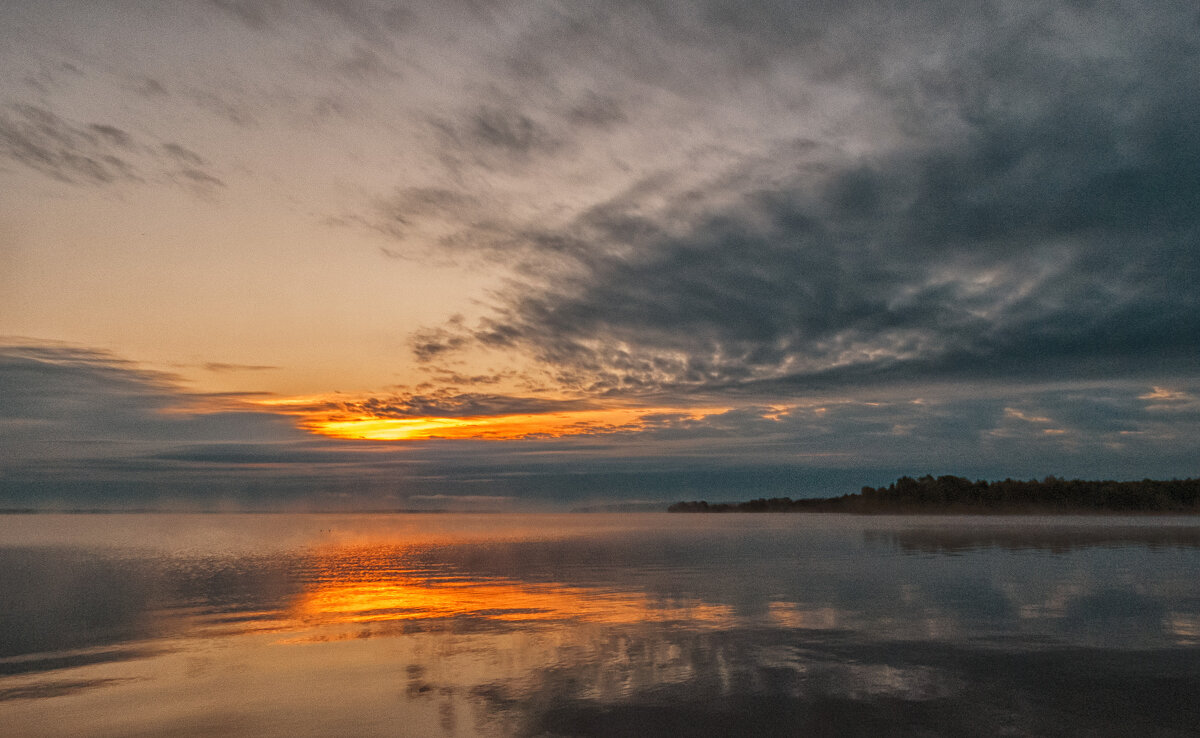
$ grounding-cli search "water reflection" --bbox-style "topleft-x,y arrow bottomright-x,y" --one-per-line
293,546 -> 734,633
1,514 -> 1199,736
870,521 -> 1200,554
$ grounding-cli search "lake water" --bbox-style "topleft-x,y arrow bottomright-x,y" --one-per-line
1,513 -> 1198,736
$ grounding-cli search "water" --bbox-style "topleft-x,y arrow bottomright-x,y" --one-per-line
1,513 -> 1198,736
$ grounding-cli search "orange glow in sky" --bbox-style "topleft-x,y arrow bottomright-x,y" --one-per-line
273,404 -> 730,441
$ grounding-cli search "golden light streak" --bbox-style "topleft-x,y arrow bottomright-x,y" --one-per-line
297,406 -> 729,441
293,570 -> 733,628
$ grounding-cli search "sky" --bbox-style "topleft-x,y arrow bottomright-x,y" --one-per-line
2,0 -> 1199,510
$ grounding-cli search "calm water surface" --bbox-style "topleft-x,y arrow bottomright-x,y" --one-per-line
1,513 -> 1198,736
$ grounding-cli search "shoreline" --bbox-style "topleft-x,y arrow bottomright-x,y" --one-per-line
668,475 -> 1200,515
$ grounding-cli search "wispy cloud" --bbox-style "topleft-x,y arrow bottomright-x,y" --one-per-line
0,104 -> 225,195
0,105 -> 141,185
389,0 -> 1200,399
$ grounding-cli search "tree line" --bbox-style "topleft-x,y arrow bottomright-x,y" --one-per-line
667,475 -> 1200,514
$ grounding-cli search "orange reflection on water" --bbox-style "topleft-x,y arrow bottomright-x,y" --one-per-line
293,555 -> 733,628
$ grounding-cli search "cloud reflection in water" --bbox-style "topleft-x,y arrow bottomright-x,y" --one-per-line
0,514 -> 1199,736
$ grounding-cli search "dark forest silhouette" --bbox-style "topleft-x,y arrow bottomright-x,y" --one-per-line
668,475 -> 1200,514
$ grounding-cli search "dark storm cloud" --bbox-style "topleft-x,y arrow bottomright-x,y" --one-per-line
411,0 -> 1200,397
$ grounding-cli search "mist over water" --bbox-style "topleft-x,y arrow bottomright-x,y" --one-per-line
1,513 -> 1198,736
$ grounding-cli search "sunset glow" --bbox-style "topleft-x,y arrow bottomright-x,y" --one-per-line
5,1 -> 1200,736
296,406 -> 730,441
294,567 -> 733,628
3,0 -> 1199,505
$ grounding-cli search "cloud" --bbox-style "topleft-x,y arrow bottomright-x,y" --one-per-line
0,105 -> 140,185
3,2 -> 1200,504
0,342 -> 178,422
0,342 -> 298,448
0,343 -> 317,505
1139,386 -> 1200,414
3,340 -> 1198,506
565,92 -> 626,129
0,104 -> 225,194
161,142 -> 207,166
324,391 -> 594,420
467,106 -> 558,157
364,189 -> 485,246
396,0 -> 1200,398
208,0 -> 411,43
0,343 -> 771,505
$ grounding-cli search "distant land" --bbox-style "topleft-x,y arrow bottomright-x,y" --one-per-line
668,475 -> 1200,514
